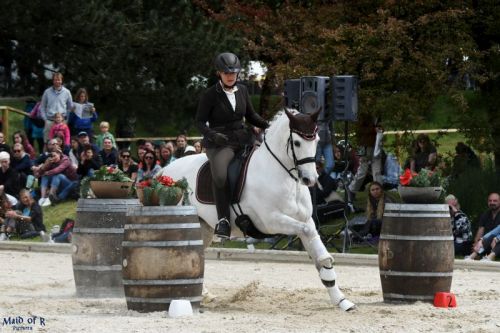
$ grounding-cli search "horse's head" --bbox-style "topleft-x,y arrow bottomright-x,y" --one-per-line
284,108 -> 320,187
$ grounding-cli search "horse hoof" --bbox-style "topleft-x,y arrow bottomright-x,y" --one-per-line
338,299 -> 356,312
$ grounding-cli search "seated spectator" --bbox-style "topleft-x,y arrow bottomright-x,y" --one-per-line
31,138 -> 60,175
466,224 -> 500,261
38,149 -> 78,206
10,143 -> 33,187
12,130 -> 36,160
467,192 -> 500,259
451,142 -> 480,178
331,143 -> 358,180
77,145 -> 101,178
184,146 -> 197,156
68,88 -> 97,138
143,140 -> 155,152
48,112 -> 71,148
136,149 -> 162,183
117,149 -> 138,182
50,218 -> 75,243
76,131 -> 101,163
95,121 -> 117,149
174,134 -> 195,159
358,181 -> 393,240
159,142 -> 175,167
0,132 -> 11,154
99,138 -> 118,166
0,152 -> 22,199
0,189 -> 14,240
193,140 -> 203,154
410,134 -> 437,173
4,189 -> 47,240
445,194 -> 473,256
68,136 -> 79,169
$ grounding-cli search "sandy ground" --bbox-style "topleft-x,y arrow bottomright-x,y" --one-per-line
0,251 -> 499,333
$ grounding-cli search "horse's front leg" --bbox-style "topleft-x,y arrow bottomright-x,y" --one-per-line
268,214 -> 356,311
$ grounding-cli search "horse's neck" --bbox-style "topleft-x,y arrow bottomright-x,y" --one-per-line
260,117 -> 294,169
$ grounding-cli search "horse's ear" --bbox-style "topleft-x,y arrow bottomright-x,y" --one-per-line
285,108 -> 295,120
310,108 -> 321,122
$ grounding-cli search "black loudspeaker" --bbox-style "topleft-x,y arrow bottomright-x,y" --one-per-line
300,76 -> 330,121
332,75 -> 358,122
284,79 -> 301,109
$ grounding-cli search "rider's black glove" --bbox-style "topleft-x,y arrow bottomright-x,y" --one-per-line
213,133 -> 229,146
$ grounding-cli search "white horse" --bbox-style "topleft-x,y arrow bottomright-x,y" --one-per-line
160,109 -> 355,311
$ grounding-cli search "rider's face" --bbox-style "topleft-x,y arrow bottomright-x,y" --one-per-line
219,72 -> 238,87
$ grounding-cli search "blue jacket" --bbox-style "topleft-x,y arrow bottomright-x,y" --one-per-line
68,111 -> 98,130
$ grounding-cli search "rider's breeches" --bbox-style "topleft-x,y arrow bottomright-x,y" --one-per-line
206,147 -> 235,220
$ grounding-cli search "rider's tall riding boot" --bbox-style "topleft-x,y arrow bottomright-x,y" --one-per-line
213,186 -> 231,239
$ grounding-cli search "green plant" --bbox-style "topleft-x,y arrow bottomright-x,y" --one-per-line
137,176 -> 189,206
400,168 -> 442,187
80,166 -> 133,198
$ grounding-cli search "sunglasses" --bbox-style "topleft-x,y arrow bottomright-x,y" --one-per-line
13,150 -> 22,153
121,155 -> 130,158
145,156 -> 154,160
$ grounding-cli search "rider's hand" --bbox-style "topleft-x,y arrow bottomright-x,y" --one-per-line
213,133 -> 229,146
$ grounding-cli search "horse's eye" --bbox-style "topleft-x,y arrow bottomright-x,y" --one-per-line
294,140 -> 301,147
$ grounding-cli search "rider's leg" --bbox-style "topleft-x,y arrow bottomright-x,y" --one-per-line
206,147 -> 235,238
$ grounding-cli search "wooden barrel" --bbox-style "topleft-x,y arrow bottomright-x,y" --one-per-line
72,198 -> 140,297
122,206 -> 204,313
379,203 -> 454,303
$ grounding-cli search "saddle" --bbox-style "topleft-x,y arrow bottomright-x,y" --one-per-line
196,145 -> 255,205
196,146 -> 273,239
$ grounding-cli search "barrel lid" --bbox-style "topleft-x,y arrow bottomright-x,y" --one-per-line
126,206 -> 198,216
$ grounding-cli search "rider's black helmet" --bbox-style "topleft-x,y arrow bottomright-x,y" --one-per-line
215,52 -> 241,73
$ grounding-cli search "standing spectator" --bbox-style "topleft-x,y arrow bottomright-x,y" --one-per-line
347,114 -> 383,202
5,189 -> 46,240
77,145 -> 101,178
23,97 -> 37,146
0,152 -> 22,199
316,120 -> 334,176
95,121 -> 117,149
48,112 -> 71,147
68,88 -> 97,138
39,72 -> 73,143
468,192 -> 500,258
29,101 -> 45,154
159,143 -> 175,167
99,138 -> 118,166
0,132 -> 11,154
410,134 -> 437,173
117,149 -> 138,182
10,143 -> 33,187
136,149 -> 161,183
12,130 -> 36,160
451,142 -> 480,178
38,150 -> 78,206
445,194 -> 473,256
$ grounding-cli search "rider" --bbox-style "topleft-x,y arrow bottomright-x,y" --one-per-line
195,52 -> 269,239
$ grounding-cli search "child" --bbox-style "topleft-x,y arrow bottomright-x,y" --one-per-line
48,112 -> 71,147
95,121 -> 117,149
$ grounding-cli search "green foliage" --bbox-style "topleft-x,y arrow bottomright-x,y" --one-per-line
139,176 -> 189,206
409,168 -> 442,187
80,166 -> 133,198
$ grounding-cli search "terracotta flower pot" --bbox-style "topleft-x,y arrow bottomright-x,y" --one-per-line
398,186 -> 443,204
90,181 -> 133,198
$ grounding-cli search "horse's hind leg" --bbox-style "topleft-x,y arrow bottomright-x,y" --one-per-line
298,218 -> 356,311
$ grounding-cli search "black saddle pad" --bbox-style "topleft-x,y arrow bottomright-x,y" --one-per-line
196,146 -> 255,205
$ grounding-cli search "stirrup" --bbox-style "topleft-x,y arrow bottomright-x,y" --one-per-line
215,218 -> 231,239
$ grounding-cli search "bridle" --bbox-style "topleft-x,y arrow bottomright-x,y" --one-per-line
264,126 -> 318,182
